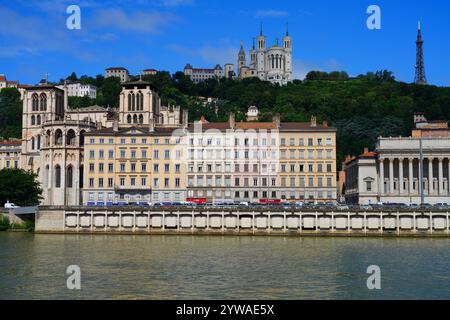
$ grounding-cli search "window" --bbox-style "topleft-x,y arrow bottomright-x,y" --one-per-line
120,150 -> 126,158
366,181 -> 372,191
141,178 -> 147,186
109,150 -> 114,159
130,178 -> 136,186
67,166 -> 73,188
89,178 -> 94,188
98,178 -> 104,188
175,178 -> 180,188
142,163 -> 147,172
154,150 -> 159,159
153,164 -> 159,173
164,178 -> 169,188
99,163 -> 104,173
108,178 -> 113,188
89,150 -> 95,159
120,177 -> 125,186
131,150 -> 136,158
108,163 -> 114,172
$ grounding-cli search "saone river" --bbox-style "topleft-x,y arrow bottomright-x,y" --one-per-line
0,233 -> 449,299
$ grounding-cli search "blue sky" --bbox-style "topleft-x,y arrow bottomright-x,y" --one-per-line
1,0 -> 449,86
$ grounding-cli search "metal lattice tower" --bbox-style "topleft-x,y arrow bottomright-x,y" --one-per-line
415,20 -> 427,85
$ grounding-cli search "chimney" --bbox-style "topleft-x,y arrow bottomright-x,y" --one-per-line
273,114 -> 281,129
229,112 -> 235,129
363,148 -> 369,154
310,116 -> 317,127
322,121 -> 328,128
113,120 -> 119,132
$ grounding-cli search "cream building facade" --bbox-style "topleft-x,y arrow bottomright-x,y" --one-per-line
105,67 -> 130,83
0,140 -> 21,170
82,80 -> 187,204
185,115 -> 337,203
183,64 -> 224,84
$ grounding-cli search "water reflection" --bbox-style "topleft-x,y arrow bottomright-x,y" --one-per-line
0,233 -> 448,300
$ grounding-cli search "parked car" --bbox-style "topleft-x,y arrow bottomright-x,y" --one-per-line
359,204 -> 373,211
4,201 -> 20,209
336,204 -> 349,210
420,203 -> 432,209
433,203 -> 449,210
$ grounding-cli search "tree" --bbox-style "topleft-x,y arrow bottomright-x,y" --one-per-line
97,77 -> 122,108
66,72 -> 78,82
0,169 -> 43,206
0,88 -> 22,139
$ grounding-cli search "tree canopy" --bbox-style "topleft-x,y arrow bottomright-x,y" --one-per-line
3,69 -> 450,169
0,169 -> 43,206
0,88 -> 22,139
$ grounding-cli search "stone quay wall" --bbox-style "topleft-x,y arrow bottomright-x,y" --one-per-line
35,206 -> 450,237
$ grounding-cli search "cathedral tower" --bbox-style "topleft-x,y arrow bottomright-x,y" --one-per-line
119,79 -> 160,129
257,24 -> 267,80
283,24 -> 293,82
237,41 -> 246,77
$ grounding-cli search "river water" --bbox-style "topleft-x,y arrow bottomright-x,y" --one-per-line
0,233 -> 448,300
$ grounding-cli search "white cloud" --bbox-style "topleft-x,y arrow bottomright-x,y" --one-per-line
255,10 -> 289,18
168,43 -> 237,66
92,8 -> 179,34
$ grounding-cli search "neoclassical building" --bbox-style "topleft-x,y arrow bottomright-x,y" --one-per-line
345,138 -> 450,205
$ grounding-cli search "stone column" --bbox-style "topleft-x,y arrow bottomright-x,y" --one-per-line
389,158 -> 394,195
428,158 -> 434,195
408,158 -> 414,195
448,159 -> 450,195
438,158 -> 444,195
379,158 -> 385,195
399,158 -> 404,195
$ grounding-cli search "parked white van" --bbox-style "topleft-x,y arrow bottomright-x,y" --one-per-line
4,201 -> 20,209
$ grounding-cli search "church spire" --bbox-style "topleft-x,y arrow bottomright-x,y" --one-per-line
260,22 -> 263,36
286,22 -> 289,36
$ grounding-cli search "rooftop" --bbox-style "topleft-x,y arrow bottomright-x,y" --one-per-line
106,67 -> 129,71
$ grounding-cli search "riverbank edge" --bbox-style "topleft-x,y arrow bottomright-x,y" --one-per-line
34,230 -> 450,238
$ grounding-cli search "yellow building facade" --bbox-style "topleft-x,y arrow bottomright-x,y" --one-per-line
83,126 -> 186,204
